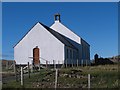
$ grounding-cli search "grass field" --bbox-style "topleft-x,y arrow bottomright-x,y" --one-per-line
2,64 -> 119,89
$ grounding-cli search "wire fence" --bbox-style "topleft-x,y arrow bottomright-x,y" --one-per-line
19,66 -> 118,88
2,61 -> 118,88
15,66 -> 91,88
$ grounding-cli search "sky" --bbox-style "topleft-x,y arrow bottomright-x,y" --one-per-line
2,2 -> 118,60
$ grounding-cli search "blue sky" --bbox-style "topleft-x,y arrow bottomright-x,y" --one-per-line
2,2 -> 118,60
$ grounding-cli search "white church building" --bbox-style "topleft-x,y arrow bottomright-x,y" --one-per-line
14,14 -> 90,66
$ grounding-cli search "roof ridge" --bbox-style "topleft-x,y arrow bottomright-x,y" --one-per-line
39,22 -> 78,50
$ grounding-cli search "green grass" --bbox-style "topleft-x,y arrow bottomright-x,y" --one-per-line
2,64 -> 119,88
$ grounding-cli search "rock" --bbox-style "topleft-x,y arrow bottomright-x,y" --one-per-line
36,84 -> 39,87
58,84 -> 60,87
62,73 -> 69,77
72,74 -> 76,78
76,75 -> 81,78
50,83 -> 52,85
50,74 -> 52,76
47,78 -> 50,82
78,85 -> 82,88
69,74 -> 71,78
42,78 -> 45,81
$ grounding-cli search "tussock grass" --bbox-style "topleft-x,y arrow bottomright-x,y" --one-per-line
2,64 -> 119,88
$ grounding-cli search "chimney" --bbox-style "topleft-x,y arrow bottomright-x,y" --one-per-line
54,13 -> 61,22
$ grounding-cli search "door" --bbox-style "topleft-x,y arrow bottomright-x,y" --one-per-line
33,46 -> 40,65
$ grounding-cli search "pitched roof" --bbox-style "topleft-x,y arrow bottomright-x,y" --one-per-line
13,22 -> 38,48
14,22 -> 78,50
39,22 -> 78,50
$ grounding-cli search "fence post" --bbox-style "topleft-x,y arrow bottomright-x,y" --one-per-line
53,60 -> 56,69
49,61 -> 50,68
13,61 -> 16,73
38,60 -> 40,71
28,62 -> 30,78
55,69 -> 58,89
77,59 -> 78,67
53,60 -> 54,68
72,59 -> 73,68
88,74 -> 90,89
21,67 -> 24,86
46,61 -> 48,68
58,60 -> 59,68
86,59 -> 87,66
54,60 -> 56,69
31,60 -> 33,73
6,61 -> 8,70
73,59 -> 75,67
15,64 -> 18,82
66,59 -> 67,68
82,59 -> 84,67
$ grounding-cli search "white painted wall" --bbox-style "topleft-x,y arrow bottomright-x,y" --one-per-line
14,20 -> 90,65
51,21 -> 84,64
50,21 -> 81,44
14,23 -> 64,64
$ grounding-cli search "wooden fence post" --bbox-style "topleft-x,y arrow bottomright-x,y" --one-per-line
46,61 -> 48,68
58,60 -> 59,68
54,60 -> 56,69
63,60 -> 64,67
38,60 -> 40,71
82,59 -> 84,67
6,61 -> 8,70
15,65 -> 18,82
28,62 -> 30,78
49,61 -> 50,68
31,60 -> 33,73
53,60 -> 56,69
77,59 -> 78,67
66,59 -> 67,68
88,74 -> 90,89
53,60 -> 54,68
21,67 -> 24,86
72,59 -> 73,68
72,60 -> 74,67
13,61 -> 16,73
86,59 -> 87,66
55,69 -> 58,89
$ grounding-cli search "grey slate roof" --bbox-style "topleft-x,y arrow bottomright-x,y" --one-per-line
40,22 -> 78,50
